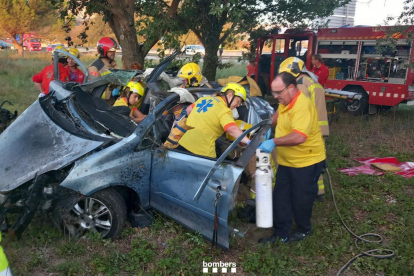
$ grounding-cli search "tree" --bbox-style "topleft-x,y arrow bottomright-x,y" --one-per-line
55,0 -> 181,69
399,0 -> 414,25
375,0 -> 413,58
177,0 -> 351,81
0,0 -> 59,54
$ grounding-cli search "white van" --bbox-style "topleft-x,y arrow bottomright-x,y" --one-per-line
181,45 -> 205,56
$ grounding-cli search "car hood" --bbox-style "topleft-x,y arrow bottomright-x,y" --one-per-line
0,96 -> 106,192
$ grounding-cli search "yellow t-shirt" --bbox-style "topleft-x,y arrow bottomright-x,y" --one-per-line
276,91 -> 326,168
113,97 -> 137,114
179,96 -> 236,158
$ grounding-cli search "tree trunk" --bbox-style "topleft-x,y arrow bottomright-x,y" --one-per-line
9,33 -> 24,56
106,0 -> 145,69
202,41 -> 220,81
15,44 -> 24,56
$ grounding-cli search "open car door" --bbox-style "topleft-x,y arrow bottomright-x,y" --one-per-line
150,119 -> 271,249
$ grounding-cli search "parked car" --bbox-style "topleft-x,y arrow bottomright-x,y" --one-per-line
46,44 -> 64,52
0,52 -> 272,249
181,45 -> 205,56
0,40 -> 14,50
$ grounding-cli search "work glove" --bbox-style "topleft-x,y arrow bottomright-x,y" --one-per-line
258,139 -> 275,153
111,88 -> 120,97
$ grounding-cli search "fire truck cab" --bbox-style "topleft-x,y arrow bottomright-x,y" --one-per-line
23,33 -> 41,51
248,26 -> 414,115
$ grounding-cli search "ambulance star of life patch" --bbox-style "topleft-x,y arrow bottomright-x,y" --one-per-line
196,99 -> 214,113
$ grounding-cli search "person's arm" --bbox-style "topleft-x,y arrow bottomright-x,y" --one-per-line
271,110 -> 279,127
34,82 -> 44,94
225,125 -> 250,144
273,131 -> 306,146
131,109 -> 147,123
186,103 -> 195,115
87,66 -> 99,81
319,67 -> 329,86
32,70 -> 44,93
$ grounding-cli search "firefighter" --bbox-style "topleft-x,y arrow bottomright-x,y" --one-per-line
0,232 -> 11,275
311,54 -> 329,86
279,57 -> 329,202
88,37 -> 120,81
177,63 -> 212,88
113,81 -> 147,123
88,37 -> 120,103
65,48 -> 85,84
32,45 -> 70,97
258,72 -> 326,244
178,82 -> 250,158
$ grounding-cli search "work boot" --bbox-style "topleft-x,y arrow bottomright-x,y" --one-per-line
289,230 -> 311,242
258,235 -> 289,244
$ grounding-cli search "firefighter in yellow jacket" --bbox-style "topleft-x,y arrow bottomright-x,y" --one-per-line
113,81 -> 147,123
0,232 -> 11,276
279,57 -> 329,201
178,82 -> 250,157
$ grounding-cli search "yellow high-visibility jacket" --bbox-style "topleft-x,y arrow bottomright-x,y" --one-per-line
0,232 -> 9,273
297,74 -> 329,136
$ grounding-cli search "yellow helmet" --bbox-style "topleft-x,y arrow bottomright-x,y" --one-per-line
279,57 -> 319,82
221,82 -> 247,102
177,63 -> 202,87
125,81 -> 144,97
68,48 -> 80,59
52,45 -> 68,58
278,57 -> 305,77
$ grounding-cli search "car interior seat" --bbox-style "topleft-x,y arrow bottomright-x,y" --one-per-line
72,87 -> 136,137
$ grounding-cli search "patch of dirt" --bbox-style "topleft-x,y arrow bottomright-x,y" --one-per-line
385,213 -> 398,223
353,208 -> 368,222
404,186 -> 414,198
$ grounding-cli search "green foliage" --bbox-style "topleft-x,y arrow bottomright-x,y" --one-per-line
52,260 -> 84,276
184,231 -> 205,246
0,0 -> 59,49
91,237 -> 155,274
178,0 -> 350,80
57,241 -> 87,256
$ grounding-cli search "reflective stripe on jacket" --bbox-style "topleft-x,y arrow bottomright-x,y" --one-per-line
297,75 -> 329,136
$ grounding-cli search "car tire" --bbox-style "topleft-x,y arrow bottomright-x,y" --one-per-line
340,88 -> 368,116
54,188 -> 127,239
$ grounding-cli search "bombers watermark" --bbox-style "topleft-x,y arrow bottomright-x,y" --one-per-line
202,261 -> 237,273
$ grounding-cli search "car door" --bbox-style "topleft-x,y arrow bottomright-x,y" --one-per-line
150,120 -> 271,249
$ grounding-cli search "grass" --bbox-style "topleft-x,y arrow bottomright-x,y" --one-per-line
1,52 -> 414,275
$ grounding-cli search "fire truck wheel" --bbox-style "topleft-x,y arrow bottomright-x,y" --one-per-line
340,88 -> 368,116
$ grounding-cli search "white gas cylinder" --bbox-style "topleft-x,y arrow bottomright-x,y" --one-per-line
255,149 -> 273,228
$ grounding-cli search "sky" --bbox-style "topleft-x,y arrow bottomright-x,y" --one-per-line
354,0 -> 405,26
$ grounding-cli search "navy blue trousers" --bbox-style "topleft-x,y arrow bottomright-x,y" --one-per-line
273,160 -> 325,238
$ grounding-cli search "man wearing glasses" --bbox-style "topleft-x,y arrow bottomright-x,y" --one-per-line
258,72 -> 326,244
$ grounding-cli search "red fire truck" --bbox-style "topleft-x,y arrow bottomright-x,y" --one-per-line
247,26 -> 414,115
23,33 -> 41,51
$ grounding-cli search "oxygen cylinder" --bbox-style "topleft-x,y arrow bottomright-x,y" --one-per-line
255,149 -> 273,228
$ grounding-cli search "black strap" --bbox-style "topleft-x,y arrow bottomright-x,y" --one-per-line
90,58 -> 105,71
212,188 -> 221,252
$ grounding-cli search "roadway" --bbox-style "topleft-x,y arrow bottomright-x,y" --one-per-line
39,46 -> 245,61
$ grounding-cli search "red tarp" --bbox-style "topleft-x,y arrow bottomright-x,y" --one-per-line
338,157 -> 414,178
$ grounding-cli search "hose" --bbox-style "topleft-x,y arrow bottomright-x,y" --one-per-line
325,168 -> 395,276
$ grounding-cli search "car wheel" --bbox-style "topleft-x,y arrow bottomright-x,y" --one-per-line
55,188 -> 127,239
340,88 -> 368,116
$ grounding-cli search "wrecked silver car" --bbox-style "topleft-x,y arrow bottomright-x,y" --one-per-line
0,51 -> 272,249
